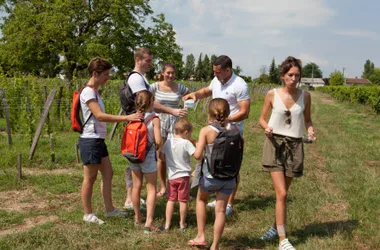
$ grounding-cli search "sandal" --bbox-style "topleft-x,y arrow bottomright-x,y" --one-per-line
134,216 -> 146,225
159,225 -> 168,232
144,226 -> 159,234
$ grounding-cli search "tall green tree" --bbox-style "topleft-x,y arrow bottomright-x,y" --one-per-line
269,58 -> 280,84
210,54 -> 217,79
233,65 -> 242,75
362,59 -> 375,79
303,62 -> 323,78
145,13 -> 183,79
202,54 -> 212,81
368,68 -> 380,85
183,54 -> 195,80
194,53 -> 203,81
329,71 -> 345,86
0,0 -> 182,82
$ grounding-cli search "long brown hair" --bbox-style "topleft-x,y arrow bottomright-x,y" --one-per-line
135,90 -> 154,113
208,98 -> 230,126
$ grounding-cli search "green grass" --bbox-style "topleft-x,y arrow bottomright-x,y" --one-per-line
0,91 -> 379,249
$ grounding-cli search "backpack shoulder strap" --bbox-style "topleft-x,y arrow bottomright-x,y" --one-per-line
144,114 -> 159,125
208,122 -> 226,133
79,86 -> 98,128
127,71 -> 149,88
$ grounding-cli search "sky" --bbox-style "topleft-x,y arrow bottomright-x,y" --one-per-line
150,0 -> 380,78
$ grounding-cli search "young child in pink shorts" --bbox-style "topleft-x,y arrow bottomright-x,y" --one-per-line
159,119 -> 195,231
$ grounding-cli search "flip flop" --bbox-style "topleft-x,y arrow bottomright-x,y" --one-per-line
188,239 -> 207,246
144,226 -> 159,234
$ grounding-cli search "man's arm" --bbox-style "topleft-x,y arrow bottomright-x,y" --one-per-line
182,87 -> 212,101
228,99 -> 250,122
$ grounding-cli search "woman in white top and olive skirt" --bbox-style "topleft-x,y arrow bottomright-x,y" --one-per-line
259,56 -> 316,250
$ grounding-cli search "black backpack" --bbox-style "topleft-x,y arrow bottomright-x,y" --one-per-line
202,122 -> 244,180
119,71 -> 150,115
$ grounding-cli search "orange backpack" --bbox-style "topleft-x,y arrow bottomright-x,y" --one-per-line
121,115 -> 158,163
70,86 -> 97,133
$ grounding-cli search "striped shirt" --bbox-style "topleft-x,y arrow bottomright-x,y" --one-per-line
150,82 -> 189,108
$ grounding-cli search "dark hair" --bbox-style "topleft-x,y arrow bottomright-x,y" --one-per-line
174,119 -> 193,135
208,98 -> 230,125
280,56 -> 302,79
88,57 -> 112,77
134,48 -> 152,60
159,62 -> 176,81
213,55 -> 232,69
135,90 -> 154,113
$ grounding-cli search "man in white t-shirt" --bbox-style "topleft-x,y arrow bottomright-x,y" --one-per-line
183,55 -> 250,215
123,48 -> 187,209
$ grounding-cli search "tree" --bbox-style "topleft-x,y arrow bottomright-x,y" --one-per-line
145,13 -> 183,79
362,59 -> 375,79
329,71 -> 345,86
183,54 -> 195,80
0,1 -> 182,82
210,54 -> 217,79
233,65 -> 243,75
253,74 -> 270,85
259,65 -> 268,75
303,62 -> 323,78
194,53 -> 203,81
269,58 -> 280,84
202,54 -> 211,81
368,68 -> 380,85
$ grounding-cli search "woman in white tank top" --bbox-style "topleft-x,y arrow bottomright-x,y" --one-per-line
258,56 -> 316,250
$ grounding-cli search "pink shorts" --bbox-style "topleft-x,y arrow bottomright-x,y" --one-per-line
167,176 -> 190,202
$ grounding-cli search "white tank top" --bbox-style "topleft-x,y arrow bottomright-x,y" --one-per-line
268,89 -> 305,138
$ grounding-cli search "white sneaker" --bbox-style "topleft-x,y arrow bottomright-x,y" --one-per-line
260,226 -> 278,240
105,209 -> 128,218
279,238 -> 296,250
225,204 -> 233,216
83,214 -> 105,225
207,200 -> 216,208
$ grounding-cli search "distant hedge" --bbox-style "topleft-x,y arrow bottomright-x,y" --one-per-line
316,85 -> 380,114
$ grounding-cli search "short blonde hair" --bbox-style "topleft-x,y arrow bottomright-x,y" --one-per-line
174,119 -> 193,135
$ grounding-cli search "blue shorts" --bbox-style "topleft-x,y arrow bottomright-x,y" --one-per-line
78,138 -> 108,165
199,176 -> 236,195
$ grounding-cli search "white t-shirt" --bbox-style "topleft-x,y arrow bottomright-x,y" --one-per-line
128,72 -> 150,94
80,87 -> 107,139
161,137 -> 195,180
208,73 -> 250,131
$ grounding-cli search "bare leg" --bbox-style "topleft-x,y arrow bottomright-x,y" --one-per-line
270,172 -> 293,242
144,171 -> 157,228
210,192 -> 229,250
179,201 -> 188,229
227,174 -> 239,206
99,156 -> 114,212
124,168 -> 133,206
190,187 -> 209,243
165,200 -> 175,229
82,164 -> 100,215
131,169 -> 143,223
157,137 -> 167,195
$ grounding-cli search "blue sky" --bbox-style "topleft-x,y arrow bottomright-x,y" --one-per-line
150,0 -> 380,78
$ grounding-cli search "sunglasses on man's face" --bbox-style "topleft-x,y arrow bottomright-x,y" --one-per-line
284,110 -> 291,125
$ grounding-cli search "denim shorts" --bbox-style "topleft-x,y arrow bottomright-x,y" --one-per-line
199,176 -> 236,195
78,138 -> 108,165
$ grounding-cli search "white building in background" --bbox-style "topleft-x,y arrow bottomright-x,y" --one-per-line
299,78 -> 325,88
